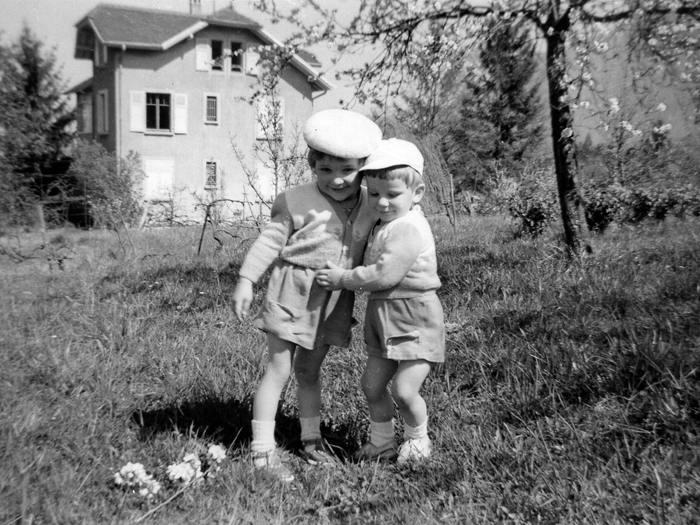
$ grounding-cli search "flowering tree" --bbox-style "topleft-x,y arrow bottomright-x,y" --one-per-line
231,44 -> 310,217
254,0 -> 700,255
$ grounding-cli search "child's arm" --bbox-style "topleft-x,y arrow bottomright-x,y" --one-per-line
316,221 -> 422,292
232,194 -> 293,320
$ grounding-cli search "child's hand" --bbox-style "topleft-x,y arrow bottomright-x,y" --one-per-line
232,278 -> 254,321
316,261 -> 346,290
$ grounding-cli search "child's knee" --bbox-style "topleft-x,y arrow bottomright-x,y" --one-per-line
361,377 -> 385,402
294,361 -> 321,385
391,382 -> 419,408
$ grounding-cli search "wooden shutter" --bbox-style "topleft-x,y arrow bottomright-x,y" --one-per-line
195,39 -> 210,71
129,91 -> 145,132
96,89 -> 108,134
143,158 -> 174,200
173,94 -> 188,134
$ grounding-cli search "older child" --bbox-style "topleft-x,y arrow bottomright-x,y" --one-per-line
232,109 -> 381,481
316,138 -> 444,464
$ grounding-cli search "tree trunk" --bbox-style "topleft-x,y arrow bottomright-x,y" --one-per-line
545,14 -> 587,256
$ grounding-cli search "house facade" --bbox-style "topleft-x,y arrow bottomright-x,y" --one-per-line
69,3 -> 332,221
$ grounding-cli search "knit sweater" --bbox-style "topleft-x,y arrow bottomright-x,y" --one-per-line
238,182 -> 375,283
340,206 -> 441,299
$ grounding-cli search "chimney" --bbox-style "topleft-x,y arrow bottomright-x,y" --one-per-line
190,0 -> 202,15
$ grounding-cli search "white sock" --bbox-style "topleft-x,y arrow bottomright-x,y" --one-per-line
370,419 -> 395,447
300,416 -> 321,444
251,419 -> 276,454
404,418 -> 428,441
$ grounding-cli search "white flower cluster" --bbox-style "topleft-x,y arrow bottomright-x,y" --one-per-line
167,453 -> 204,484
620,121 -> 643,136
653,123 -> 673,134
608,97 -> 621,115
593,40 -> 609,53
166,446 -> 227,484
113,444 -> 227,498
208,444 -> 227,463
114,462 -> 161,499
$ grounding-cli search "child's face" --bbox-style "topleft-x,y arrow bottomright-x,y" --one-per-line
312,156 -> 363,202
366,176 -> 424,223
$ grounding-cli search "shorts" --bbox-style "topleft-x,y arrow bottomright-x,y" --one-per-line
253,261 -> 356,350
364,292 -> 445,363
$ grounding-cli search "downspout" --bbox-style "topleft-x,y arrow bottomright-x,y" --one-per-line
116,44 -> 125,174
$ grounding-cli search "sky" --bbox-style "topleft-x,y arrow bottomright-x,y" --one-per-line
0,0 -> 369,111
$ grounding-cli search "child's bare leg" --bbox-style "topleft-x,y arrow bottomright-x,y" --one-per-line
354,355 -> 399,460
294,344 -> 330,420
391,359 -> 431,427
295,345 -> 338,464
250,333 -> 296,480
252,334 -> 295,421
362,355 -> 398,423
392,359 -> 433,463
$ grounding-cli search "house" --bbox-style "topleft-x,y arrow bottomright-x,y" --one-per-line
68,2 -> 332,221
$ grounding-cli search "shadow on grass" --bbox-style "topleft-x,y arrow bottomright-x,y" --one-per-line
130,397 -> 361,461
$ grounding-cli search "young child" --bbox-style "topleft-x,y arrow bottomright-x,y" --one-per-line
315,138 -> 445,464
232,109 -> 382,481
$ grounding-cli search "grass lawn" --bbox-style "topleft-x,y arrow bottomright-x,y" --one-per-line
1,215 -> 699,524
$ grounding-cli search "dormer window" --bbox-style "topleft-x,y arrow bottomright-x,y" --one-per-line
211,40 -> 223,71
230,42 -> 244,72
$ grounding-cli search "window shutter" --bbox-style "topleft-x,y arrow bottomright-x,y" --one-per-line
195,39 -> 210,71
245,48 -> 260,76
129,91 -> 145,132
96,89 -> 108,134
174,94 -> 188,134
81,94 -> 93,134
143,158 -> 174,200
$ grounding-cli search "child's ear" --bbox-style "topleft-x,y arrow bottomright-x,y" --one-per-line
412,183 -> 426,204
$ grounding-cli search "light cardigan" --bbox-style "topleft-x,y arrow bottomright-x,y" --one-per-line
238,182 -> 376,283
339,207 -> 441,299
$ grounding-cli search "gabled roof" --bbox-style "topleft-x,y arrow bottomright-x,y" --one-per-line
75,3 -> 332,90
75,4 -> 213,50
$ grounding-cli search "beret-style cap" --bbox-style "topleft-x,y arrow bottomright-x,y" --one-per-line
303,109 -> 382,159
359,138 -> 424,176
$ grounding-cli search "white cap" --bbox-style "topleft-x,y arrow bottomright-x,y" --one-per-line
303,109 -> 382,159
359,138 -> 424,176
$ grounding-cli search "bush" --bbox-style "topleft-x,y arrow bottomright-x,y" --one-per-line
506,164 -> 559,236
581,183 -> 700,231
67,140 -> 144,229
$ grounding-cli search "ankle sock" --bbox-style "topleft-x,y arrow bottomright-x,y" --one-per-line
404,419 -> 428,441
251,419 -> 276,455
300,416 -> 321,446
369,419 -> 395,448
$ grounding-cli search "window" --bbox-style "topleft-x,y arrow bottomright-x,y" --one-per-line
96,89 -> 109,134
230,42 -> 244,72
211,40 -> 223,71
94,44 -> 107,68
146,93 -> 171,131
205,94 -> 219,124
77,92 -> 92,134
205,161 -> 218,188
131,91 -> 187,134
196,39 -> 253,74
